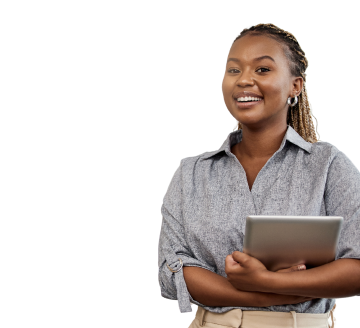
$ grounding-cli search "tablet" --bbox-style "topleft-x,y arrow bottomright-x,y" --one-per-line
243,215 -> 343,272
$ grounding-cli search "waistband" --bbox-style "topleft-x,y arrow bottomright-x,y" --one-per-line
195,303 -> 336,328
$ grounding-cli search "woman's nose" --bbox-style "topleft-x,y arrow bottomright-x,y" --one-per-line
236,71 -> 254,86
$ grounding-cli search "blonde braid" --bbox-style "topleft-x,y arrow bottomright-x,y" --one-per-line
234,24 -> 319,143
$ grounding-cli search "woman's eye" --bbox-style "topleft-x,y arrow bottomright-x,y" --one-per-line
228,69 -> 240,73
228,67 -> 270,73
258,67 -> 270,73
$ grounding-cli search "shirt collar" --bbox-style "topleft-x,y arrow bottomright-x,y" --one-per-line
201,125 -> 312,160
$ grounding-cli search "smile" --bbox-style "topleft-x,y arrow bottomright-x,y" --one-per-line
235,97 -> 263,109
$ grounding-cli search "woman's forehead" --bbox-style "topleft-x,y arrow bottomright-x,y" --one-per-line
228,34 -> 287,64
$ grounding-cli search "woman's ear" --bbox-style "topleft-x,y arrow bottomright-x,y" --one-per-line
292,76 -> 304,96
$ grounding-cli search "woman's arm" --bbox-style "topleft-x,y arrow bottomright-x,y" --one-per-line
264,258 -> 360,298
183,266 -> 315,307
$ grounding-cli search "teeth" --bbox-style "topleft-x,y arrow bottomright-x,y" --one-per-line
237,97 -> 262,102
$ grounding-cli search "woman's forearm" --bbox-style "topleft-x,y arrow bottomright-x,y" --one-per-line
271,258 -> 360,297
183,266 -> 313,307
183,266 -> 264,307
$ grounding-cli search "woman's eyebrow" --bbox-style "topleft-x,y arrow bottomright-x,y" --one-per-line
227,55 -> 276,63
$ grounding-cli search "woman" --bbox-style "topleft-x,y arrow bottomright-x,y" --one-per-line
158,23 -> 360,328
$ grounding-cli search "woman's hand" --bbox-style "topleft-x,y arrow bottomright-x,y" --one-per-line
225,251 -> 269,292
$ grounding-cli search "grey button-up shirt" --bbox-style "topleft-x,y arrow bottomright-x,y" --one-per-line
158,125 -> 360,313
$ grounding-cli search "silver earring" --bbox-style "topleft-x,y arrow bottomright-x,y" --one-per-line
287,95 -> 298,107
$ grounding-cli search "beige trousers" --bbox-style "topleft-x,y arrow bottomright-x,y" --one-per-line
188,304 -> 336,328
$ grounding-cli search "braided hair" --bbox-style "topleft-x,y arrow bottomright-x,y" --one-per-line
233,23 -> 319,143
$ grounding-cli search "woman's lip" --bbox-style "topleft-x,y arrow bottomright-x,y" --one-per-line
235,99 -> 263,109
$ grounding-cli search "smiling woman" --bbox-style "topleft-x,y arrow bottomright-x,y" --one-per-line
221,24 -> 320,160
235,24 -> 320,137
225,24 -> 317,144
158,23 -> 360,328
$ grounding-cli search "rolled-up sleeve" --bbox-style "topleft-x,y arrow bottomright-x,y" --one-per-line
158,160 -> 215,313
325,150 -> 360,261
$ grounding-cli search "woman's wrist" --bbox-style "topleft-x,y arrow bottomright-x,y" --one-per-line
184,266 -> 279,307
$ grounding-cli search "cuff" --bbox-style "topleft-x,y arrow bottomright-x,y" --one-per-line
166,258 -> 192,313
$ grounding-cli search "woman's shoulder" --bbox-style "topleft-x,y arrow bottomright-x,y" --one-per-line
180,151 -> 216,163
308,140 -> 341,159
311,140 -> 354,163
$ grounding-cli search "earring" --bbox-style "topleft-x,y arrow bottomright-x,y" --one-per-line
287,95 -> 298,107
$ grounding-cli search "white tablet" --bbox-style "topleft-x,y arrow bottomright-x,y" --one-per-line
243,215 -> 343,272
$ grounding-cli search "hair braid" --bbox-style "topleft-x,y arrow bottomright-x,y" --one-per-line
234,23 -> 319,143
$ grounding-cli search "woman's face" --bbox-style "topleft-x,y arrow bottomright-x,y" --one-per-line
222,34 -> 302,129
